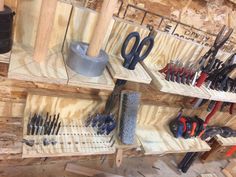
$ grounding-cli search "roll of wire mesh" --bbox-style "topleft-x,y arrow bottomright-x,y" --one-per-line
119,91 -> 141,145
0,5 -> 15,54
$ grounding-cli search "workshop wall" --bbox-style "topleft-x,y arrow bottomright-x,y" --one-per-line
1,0 -> 236,162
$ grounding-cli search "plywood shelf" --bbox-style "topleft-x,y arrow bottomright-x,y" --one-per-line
136,125 -> 211,155
207,89 -> 236,103
215,135 -> 236,146
148,71 -> 211,99
63,54 -> 115,91
107,55 -> 152,84
8,44 -> 115,91
147,70 -> 236,103
8,44 -> 68,84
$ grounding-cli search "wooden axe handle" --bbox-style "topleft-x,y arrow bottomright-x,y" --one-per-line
87,0 -> 117,57
0,0 -> 4,11
33,0 -> 57,63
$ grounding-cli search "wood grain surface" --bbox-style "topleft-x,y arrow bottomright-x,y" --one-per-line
8,44 -> 68,84
107,55 -> 152,84
64,6 -> 114,53
33,0 -> 58,62
105,18 -> 150,57
136,125 -> 210,155
14,0 -> 72,53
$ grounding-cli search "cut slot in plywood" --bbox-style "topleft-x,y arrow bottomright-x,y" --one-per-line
147,71 -> 211,99
136,125 -> 210,155
63,54 -> 115,91
107,55 -> 152,84
22,94 -> 116,158
8,44 -> 68,84
215,135 -> 236,146
207,88 -> 236,103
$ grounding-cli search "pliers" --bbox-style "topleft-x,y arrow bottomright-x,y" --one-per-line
193,25 -> 233,87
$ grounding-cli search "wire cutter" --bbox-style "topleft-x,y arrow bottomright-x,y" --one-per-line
193,25 -> 233,87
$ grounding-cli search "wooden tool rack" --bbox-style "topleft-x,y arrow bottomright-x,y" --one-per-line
0,0 -> 236,165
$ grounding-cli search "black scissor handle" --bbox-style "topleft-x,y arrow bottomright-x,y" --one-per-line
128,35 -> 154,70
121,32 -> 140,68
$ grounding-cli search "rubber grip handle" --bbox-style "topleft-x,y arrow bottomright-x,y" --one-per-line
226,145 -> 236,157
159,64 -> 168,73
190,98 -> 197,104
204,101 -> 221,125
190,122 -> 197,136
196,72 -> 208,87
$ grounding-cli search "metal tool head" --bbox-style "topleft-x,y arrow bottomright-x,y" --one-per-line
214,25 -> 233,49
225,53 -> 236,66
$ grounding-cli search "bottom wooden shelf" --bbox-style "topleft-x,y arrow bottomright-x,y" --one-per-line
22,126 -> 115,158
136,125 -> 211,155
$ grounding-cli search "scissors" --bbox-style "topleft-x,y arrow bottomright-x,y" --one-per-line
121,31 -> 154,70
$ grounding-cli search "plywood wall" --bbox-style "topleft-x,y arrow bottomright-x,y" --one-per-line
14,0 -> 72,53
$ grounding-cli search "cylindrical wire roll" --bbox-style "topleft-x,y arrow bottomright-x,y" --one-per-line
119,91 -> 140,145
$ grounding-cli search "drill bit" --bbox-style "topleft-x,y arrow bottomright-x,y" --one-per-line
52,113 -> 60,135
56,122 -> 61,135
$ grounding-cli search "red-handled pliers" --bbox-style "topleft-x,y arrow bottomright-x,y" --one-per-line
194,25 -> 233,87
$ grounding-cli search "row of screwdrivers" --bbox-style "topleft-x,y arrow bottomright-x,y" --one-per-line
27,113 -> 61,135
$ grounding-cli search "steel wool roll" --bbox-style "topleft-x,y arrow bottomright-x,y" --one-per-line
119,90 -> 140,145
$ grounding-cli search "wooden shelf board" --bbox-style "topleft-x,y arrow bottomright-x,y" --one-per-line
215,135 -> 236,146
0,51 -> 11,64
136,125 -> 210,155
8,44 -> 68,84
63,54 -> 115,91
22,133 -> 115,158
107,55 -> 152,84
207,89 -> 236,103
147,70 -> 210,99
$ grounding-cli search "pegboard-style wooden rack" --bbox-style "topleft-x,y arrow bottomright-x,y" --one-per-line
23,126 -> 115,158
22,94 -> 116,158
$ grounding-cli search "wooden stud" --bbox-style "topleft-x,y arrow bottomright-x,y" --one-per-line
33,0 -> 58,63
0,0 -> 4,11
87,0 -> 118,57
